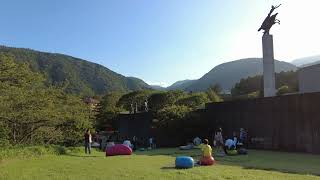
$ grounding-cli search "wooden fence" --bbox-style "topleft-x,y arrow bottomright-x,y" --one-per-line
116,92 -> 320,154
205,92 -> 320,153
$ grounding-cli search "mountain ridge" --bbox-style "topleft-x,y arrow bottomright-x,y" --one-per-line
291,55 -> 320,67
0,45 -> 151,96
167,58 -> 297,92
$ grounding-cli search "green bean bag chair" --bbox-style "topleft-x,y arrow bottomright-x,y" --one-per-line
226,149 -> 238,155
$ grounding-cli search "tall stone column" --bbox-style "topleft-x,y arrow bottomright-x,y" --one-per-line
262,33 -> 276,97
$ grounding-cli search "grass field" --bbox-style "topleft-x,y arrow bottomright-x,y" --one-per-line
1,147 -> 320,180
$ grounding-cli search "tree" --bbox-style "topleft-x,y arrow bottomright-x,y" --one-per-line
95,92 -> 124,131
176,92 -> 209,109
231,71 -> 298,99
206,87 -> 223,103
0,53 -> 93,145
211,84 -> 222,95
156,105 -> 192,128
231,76 -> 263,97
276,85 -> 292,96
117,90 -> 155,111
148,90 -> 186,112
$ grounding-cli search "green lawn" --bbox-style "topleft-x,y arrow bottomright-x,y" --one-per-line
1,148 -> 320,180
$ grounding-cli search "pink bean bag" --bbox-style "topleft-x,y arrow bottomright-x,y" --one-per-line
106,144 -> 132,156
200,156 -> 215,166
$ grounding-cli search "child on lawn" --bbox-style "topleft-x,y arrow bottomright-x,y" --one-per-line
197,139 -> 213,165
201,139 -> 212,157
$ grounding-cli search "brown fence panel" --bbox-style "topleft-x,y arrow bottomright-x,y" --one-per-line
205,92 -> 320,154
116,92 -> 320,153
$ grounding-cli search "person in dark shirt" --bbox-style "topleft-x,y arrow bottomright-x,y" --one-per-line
239,128 -> 248,147
84,129 -> 92,154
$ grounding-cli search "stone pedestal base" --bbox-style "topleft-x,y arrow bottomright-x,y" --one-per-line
262,34 -> 276,97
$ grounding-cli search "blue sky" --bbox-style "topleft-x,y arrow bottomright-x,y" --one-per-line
1,0 -> 319,87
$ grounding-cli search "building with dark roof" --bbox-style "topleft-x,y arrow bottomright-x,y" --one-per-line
299,63 -> 320,93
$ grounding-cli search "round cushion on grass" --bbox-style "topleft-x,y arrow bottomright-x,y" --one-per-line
175,156 -> 194,169
226,149 -> 238,155
179,145 -> 193,150
200,156 -> 215,166
106,144 -> 132,156
238,148 -> 248,155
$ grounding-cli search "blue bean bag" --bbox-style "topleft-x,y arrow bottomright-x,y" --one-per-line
175,156 -> 194,169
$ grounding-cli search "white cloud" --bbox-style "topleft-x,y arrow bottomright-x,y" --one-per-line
146,81 -> 169,88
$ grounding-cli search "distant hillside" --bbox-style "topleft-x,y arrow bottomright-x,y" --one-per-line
0,46 -> 150,96
167,80 -> 195,90
291,55 -> 320,67
171,58 -> 297,92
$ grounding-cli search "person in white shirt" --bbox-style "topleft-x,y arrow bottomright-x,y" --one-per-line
84,129 -> 92,154
224,138 -> 236,154
193,137 -> 202,146
123,139 -> 132,149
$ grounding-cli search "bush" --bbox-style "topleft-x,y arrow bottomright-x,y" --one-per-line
277,85 -> 291,95
0,145 -> 71,161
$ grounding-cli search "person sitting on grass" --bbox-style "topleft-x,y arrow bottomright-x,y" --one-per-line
196,139 -> 213,165
123,138 -> 133,149
201,139 -> 212,158
193,136 -> 202,146
224,138 -> 236,154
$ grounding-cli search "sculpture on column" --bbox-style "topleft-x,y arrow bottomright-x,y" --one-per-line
258,4 -> 281,34
258,4 -> 281,97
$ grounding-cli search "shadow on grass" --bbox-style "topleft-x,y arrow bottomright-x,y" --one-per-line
64,154 -> 101,158
134,148 -> 201,159
241,166 -> 320,176
136,148 -> 320,176
161,166 -> 176,170
161,164 -> 201,170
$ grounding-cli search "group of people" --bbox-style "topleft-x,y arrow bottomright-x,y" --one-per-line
85,127 -> 247,157
195,128 -> 247,164
130,100 -> 149,114
85,131 -> 157,154
130,136 -> 156,150
213,127 -> 247,155
106,135 -> 156,151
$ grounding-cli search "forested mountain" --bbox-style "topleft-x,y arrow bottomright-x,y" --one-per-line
0,46 -> 150,96
168,58 -> 297,92
166,80 -> 196,90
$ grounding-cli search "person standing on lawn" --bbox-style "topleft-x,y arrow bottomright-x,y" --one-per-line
239,128 -> 247,146
84,129 -> 92,154
214,128 -> 225,156
149,137 -> 153,149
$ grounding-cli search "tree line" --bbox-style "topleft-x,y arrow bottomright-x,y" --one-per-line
2,50 -> 297,146
0,53 -> 94,146
95,86 -> 223,132
231,71 -> 298,99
